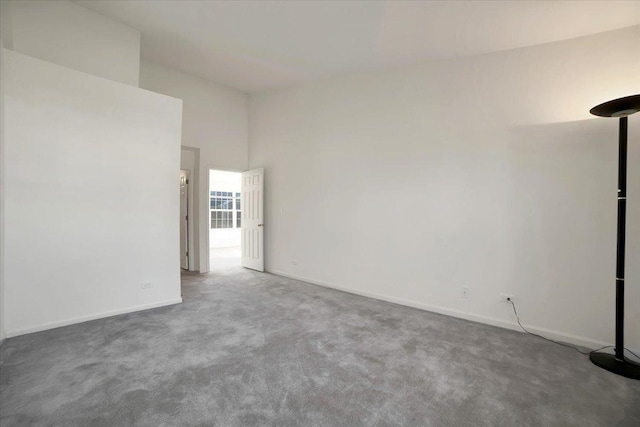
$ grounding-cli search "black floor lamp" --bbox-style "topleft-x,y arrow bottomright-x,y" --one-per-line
589,94 -> 640,380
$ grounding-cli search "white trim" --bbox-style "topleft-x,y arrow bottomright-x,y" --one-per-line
5,298 -> 183,338
267,269 -> 630,352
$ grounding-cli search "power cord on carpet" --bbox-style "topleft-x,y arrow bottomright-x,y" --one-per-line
507,298 -> 640,362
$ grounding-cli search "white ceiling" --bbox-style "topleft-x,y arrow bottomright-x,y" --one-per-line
76,0 -> 640,93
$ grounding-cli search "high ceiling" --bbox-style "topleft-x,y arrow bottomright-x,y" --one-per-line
76,1 -> 640,93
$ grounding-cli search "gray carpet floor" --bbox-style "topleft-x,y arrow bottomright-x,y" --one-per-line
1,267 -> 639,426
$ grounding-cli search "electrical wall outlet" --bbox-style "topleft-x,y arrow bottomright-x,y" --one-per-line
499,293 -> 514,302
461,287 -> 469,299
141,282 -> 153,289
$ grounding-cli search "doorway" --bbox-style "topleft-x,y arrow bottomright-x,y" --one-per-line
209,170 -> 242,270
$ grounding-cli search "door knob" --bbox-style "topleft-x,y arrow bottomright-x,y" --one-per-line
258,224 -> 264,227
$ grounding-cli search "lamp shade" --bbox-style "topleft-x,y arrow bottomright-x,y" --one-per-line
590,94 -> 640,118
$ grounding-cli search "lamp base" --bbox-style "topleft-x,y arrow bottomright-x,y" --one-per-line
590,352 -> 640,380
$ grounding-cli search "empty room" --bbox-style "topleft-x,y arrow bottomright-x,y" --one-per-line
1,0 -> 639,426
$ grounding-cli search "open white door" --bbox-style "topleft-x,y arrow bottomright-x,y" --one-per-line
241,168 -> 264,271
179,170 -> 189,270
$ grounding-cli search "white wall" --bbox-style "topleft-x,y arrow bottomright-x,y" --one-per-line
181,149 -> 196,174
3,49 -> 183,336
140,59 -> 249,272
0,1 -> 9,342
6,0 -> 140,86
210,170 -> 242,193
249,27 -> 640,350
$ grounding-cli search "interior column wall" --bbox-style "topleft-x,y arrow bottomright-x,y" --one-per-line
0,0 -> 10,342
3,50 -> 183,336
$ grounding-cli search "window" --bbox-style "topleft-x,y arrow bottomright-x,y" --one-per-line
210,190 -> 242,229
210,191 -> 234,210
211,211 -> 234,229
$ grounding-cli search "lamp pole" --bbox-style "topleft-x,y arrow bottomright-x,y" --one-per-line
589,94 -> 640,380
615,116 -> 626,362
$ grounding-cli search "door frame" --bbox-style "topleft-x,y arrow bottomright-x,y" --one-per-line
179,169 -> 191,270
181,146 -> 198,272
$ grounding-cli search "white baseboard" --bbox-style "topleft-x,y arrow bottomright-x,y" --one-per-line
268,269 -> 628,353
5,298 -> 183,338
